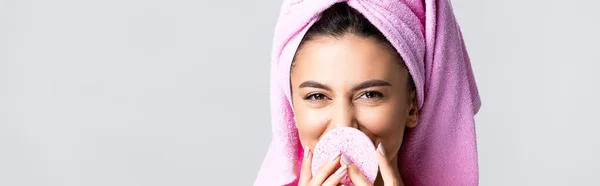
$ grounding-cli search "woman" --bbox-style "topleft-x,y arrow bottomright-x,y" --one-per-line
256,0 -> 481,185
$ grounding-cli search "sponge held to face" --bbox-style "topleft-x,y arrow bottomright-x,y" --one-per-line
311,127 -> 378,186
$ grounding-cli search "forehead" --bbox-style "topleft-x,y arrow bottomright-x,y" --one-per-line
291,34 -> 405,85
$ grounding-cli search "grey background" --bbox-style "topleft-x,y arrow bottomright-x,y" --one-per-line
0,0 -> 598,185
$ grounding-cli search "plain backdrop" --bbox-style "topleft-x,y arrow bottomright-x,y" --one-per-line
1,0 -> 599,185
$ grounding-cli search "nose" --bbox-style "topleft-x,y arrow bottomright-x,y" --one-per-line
330,101 -> 358,129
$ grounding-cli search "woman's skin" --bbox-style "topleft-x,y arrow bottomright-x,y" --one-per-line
290,34 -> 419,186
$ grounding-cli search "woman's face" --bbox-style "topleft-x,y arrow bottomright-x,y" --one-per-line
290,34 -> 418,162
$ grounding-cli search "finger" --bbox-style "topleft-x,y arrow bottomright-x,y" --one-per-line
298,146 -> 312,186
344,156 -> 373,186
322,164 -> 347,186
308,151 -> 341,186
376,143 -> 402,186
346,163 -> 373,185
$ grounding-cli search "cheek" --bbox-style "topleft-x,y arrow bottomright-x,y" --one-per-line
293,104 -> 330,148
357,103 -> 405,134
357,100 -> 407,153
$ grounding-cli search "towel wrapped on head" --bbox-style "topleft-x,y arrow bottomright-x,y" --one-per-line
255,0 -> 481,185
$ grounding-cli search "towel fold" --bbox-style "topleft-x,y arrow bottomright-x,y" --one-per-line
255,0 -> 481,185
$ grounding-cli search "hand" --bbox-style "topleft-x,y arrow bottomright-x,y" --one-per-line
298,147 -> 348,186
345,143 -> 404,186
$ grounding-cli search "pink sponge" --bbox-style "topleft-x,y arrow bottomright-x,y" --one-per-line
311,127 -> 378,186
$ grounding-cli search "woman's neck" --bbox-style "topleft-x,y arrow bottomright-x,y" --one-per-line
373,156 -> 404,186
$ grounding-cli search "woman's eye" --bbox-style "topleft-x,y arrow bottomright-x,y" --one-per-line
305,93 -> 328,101
359,91 -> 384,99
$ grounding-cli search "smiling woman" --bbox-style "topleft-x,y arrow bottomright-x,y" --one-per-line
289,4 -> 418,185
256,0 -> 481,185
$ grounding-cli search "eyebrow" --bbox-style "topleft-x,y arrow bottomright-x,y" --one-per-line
351,80 -> 391,92
298,80 -> 391,91
299,81 -> 331,91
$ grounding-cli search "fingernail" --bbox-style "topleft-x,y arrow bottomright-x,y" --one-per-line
335,164 -> 348,175
341,154 -> 352,165
377,143 -> 386,156
329,151 -> 341,161
303,146 -> 310,159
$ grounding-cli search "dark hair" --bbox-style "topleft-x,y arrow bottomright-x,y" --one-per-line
291,3 -> 415,91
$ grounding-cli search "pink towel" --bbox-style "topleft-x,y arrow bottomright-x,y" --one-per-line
255,0 -> 481,185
